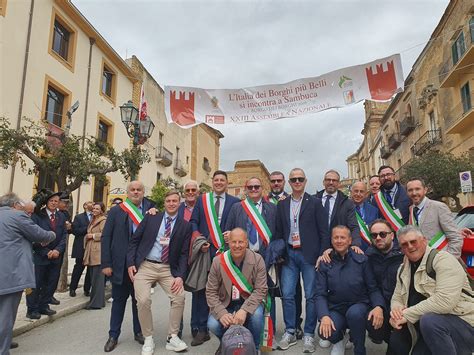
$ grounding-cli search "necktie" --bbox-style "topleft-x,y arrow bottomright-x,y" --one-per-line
161,217 -> 172,263
215,195 -> 221,219
413,206 -> 420,225
385,190 -> 393,205
355,205 -> 362,217
88,213 -> 92,222
324,195 -> 332,225
50,212 -> 56,231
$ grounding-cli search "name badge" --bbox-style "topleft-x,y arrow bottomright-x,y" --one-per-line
291,233 -> 301,248
231,285 -> 240,301
159,237 -> 170,246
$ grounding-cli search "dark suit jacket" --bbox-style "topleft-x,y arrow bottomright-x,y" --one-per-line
71,211 -> 90,259
31,209 -> 67,265
127,213 -> 191,279
358,201 -> 380,226
190,192 -> 240,256
380,182 -> 410,225
225,199 -> 277,256
101,197 -> 155,285
315,190 -> 361,246
275,192 -> 329,264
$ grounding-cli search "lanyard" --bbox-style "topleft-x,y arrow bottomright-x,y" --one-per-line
291,196 -> 303,228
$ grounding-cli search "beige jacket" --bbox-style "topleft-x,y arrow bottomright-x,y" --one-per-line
206,249 -> 268,320
83,215 -> 106,266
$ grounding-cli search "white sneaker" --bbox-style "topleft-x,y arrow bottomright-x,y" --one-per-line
166,335 -> 188,352
319,339 -> 331,348
141,336 -> 155,355
330,339 -> 345,355
107,297 -> 113,303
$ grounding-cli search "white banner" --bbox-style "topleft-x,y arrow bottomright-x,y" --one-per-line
164,54 -> 404,128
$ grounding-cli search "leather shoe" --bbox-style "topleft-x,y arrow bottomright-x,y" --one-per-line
69,289 -> 76,297
104,337 -> 117,352
49,296 -> 60,305
26,311 -> 41,319
134,332 -> 145,345
39,308 -> 56,316
10,341 -> 19,349
191,331 -> 210,346
84,290 -> 90,297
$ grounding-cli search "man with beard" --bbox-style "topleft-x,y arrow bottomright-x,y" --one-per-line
265,171 -> 288,204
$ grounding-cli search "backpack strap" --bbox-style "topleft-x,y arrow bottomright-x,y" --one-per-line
425,249 -> 439,280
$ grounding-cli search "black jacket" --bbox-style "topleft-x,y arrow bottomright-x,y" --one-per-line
71,211 -> 90,259
31,209 -> 67,265
379,182 -> 410,225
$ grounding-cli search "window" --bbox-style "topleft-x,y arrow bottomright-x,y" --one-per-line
156,172 -> 162,182
52,20 -> 70,60
98,120 -> 109,143
452,31 -> 466,65
96,115 -> 114,145
93,177 -> 108,204
48,9 -> 76,70
45,86 -> 65,127
158,132 -> 164,147
461,82 -> 472,113
100,60 -> 117,104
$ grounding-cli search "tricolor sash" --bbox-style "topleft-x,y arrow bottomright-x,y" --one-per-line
241,198 -> 272,246
355,211 -> 372,246
120,198 -> 144,227
374,191 -> 405,231
202,192 -> 225,253
269,196 -> 278,205
409,206 -> 448,251
260,295 -> 274,351
220,250 -> 253,296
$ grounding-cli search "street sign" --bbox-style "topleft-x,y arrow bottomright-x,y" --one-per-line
460,171 -> 472,193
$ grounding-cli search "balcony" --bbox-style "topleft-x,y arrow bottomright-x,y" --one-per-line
387,133 -> 401,150
202,160 -> 212,173
445,92 -> 474,134
439,26 -> 474,88
400,115 -> 416,137
380,145 -> 391,159
411,129 -> 442,156
174,160 -> 188,177
155,146 -> 173,167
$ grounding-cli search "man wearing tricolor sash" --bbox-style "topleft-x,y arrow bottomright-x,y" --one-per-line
406,178 -> 463,257
101,181 -> 155,352
351,181 -> 380,251
189,170 -> 240,346
377,166 -> 410,226
206,228 -> 267,353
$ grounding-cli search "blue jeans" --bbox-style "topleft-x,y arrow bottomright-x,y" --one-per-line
208,304 -> 264,350
281,248 -> 317,336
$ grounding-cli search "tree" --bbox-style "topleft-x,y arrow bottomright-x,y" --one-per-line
149,177 -> 181,210
400,150 -> 474,211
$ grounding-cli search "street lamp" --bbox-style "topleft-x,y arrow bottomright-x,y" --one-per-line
120,100 -> 155,146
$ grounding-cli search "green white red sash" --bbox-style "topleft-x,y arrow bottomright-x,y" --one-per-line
220,250 -> 253,296
241,198 -> 272,246
120,198 -> 144,227
374,191 -> 405,231
409,206 -> 448,251
260,295 -> 274,351
202,192 -> 225,253
355,211 -> 372,245
270,196 -> 278,205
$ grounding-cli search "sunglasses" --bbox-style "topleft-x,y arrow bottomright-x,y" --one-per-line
289,177 -> 305,183
185,188 -> 197,193
270,179 -> 283,184
400,239 -> 421,249
370,231 -> 392,239
247,185 -> 261,191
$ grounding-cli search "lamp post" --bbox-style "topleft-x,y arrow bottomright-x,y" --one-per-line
119,100 -> 155,146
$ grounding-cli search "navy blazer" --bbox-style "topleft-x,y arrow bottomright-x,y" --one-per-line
127,213 -> 191,279
190,192 -> 240,256
71,211 -> 90,259
101,197 -> 155,285
31,209 -> 67,265
379,182 -> 410,225
275,192 -> 329,264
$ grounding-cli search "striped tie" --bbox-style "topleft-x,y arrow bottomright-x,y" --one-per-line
161,217 -> 172,263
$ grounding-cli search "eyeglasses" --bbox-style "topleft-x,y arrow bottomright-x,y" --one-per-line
379,173 -> 395,179
370,231 -> 393,239
400,239 -> 421,249
247,185 -> 261,191
289,177 -> 305,183
270,179 -> 283,184
324,178 -> 339,183
185,188 -> 197,193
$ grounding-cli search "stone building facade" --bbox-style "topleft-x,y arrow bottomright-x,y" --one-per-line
227,160 -> 271,198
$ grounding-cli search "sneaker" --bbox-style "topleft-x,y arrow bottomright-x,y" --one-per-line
278,332 -> 297,350
166,335 -> 188,352
141,336 -> 154,355
319,339 -> 331,348
302,335 -> 315,353
107,297 -> 113,303
330,339 -> 345,355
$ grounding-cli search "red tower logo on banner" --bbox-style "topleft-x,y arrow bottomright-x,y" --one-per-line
170,91 -> 196,126
365,60 -> 397,100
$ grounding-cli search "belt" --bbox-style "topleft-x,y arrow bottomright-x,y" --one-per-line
145,258 -> 162,264
288,244 -> 301,250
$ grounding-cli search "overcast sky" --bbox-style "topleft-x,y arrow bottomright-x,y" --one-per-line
75,0 -> 449,192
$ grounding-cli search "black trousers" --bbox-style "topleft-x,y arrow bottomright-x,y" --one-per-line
26,262 -> 61,312
69,258 -> 91,292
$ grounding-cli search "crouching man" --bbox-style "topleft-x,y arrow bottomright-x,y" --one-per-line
206,228 -> 267,353
389,225 -> 474,355
127,190 -> 191,354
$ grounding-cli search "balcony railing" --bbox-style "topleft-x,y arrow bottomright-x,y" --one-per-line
174,160 -> 188,177
411,129 -> 442,156
388,133 -> 401,150
400,115 -> 416,137
380,145 -> 391,159
155,146 -> 173,167
445,92 -> 474,134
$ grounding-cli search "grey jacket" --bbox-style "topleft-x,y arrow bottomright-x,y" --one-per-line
0,207 -> 55,295
185,236 -> 211,292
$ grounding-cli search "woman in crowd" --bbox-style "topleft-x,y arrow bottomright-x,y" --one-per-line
83,202 -> 107,309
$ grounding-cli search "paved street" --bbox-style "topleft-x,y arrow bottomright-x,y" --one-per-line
12,287 -> 386,355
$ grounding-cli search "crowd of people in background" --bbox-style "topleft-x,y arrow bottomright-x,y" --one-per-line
0,164 -> 473,355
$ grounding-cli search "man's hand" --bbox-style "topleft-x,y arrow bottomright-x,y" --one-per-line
128,266 -> 137,282
102,267 -> 113,277
171,277 -> 184,294
223,231 -> 231,244
319,315 -> 336,339
389,315 -> 407,330
320,248 -> 333,264
390,307 -> 405,321
65,221 -> 72,231
368,306 -> 384,329
351,245 -> 364,254
49,250 -> 60,259
233,309 -> 247,325
146,208 -> 158,216
461,228 -> 473,239
47,250 -> 53,259
219,313 -> 234,328
200,242 -> 210,253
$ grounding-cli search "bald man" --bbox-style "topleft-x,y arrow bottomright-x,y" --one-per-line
351,181 -> 380,251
